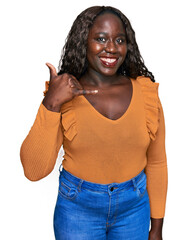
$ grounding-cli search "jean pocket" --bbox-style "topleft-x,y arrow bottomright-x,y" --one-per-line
58,175 -> 78,200
136,173 -> 147,199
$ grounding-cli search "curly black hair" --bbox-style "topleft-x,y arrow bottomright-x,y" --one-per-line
57,6 -> 155,82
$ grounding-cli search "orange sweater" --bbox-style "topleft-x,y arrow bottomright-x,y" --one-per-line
20,76 -> 168,218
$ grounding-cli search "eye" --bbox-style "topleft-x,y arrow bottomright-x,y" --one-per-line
96,37 -> 106,43
116,38 -> 125,44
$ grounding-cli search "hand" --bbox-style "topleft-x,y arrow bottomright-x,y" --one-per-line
149,217 -> 163,240
43,63 -> 98,112
149,229 -> 162,240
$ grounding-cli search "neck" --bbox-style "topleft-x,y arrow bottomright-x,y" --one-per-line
82,68 -> 120,87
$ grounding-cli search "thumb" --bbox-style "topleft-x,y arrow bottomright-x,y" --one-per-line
45,62 -> 57,77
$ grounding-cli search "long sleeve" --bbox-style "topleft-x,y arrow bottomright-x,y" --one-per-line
145,98 -> 168,218
20,101 -> 63,181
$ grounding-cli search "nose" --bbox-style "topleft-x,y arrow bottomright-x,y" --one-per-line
105,40 -> 117,53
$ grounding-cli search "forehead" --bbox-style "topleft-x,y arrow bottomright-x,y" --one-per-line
89,12 -> 125,35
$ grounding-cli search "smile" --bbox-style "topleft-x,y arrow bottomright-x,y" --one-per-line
99,57 -> 119,67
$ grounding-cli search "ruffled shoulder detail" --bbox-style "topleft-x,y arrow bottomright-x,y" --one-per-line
43,81 -> 50,96
136,76 -> 160,141
60,100 -> 77,141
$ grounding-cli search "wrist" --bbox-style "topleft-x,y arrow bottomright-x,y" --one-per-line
42,98 -> 62,113
150,228 -> 162,234
150,217 -> 163,229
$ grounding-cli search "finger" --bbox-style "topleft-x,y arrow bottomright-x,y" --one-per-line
45,62 -> 57,77
69,77 -> 82,89
68,78 -> 76,88
69,74 -> 83,89
69,74 -> 77,81
75,89 -> 99,95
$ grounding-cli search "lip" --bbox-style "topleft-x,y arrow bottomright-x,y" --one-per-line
99,57 -> 119,68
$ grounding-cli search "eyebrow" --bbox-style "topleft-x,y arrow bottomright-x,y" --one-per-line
94,32 -> 126,37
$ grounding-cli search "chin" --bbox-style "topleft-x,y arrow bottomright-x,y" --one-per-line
99,68 -> 119,76
97,62 -> 124,76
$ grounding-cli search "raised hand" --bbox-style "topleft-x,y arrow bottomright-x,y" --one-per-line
42,63 -> 98,112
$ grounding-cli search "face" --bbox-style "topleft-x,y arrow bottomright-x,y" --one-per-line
86,12 -> 127,77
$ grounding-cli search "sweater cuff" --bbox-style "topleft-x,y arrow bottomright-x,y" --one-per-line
36,101 -> 62,129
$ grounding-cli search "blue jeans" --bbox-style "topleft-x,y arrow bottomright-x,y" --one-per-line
53,165 -> 150,240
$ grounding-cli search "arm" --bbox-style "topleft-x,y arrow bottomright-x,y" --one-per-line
20,101 -> 63,181
20,61 -> 98,182
145,98 -> 168,234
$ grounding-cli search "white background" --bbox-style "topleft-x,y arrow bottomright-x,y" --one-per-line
1,0 -> 187,239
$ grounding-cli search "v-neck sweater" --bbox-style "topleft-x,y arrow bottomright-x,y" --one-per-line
20,76 -> 168,219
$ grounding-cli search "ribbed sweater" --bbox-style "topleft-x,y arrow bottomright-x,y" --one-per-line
20,76 -> 168,218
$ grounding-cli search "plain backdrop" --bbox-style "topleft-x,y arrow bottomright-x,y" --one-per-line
1,0 -> 187,239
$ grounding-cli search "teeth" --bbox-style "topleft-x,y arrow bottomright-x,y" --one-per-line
100,58 -> 117,63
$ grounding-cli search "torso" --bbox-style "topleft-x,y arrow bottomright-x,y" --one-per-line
79,75 -> 133,121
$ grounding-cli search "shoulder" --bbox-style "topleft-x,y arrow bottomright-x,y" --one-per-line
136,76 -> 159,90
135,76 -> 160,108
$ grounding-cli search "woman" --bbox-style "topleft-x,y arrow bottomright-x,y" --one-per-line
20,6 -> 168,240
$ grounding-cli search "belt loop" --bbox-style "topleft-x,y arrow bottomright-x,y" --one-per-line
132,178 -> 137,191
77,179 -> 84,192
59,163 -> 63,173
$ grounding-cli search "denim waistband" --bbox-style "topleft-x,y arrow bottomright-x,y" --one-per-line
58,165 -> 145,193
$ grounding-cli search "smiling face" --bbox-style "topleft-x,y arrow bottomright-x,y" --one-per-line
86,12 -> 127,77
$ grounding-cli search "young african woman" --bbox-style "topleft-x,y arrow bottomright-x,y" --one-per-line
20,6 -> 168,240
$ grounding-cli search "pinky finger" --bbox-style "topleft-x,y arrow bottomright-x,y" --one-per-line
76,89 -> 98,95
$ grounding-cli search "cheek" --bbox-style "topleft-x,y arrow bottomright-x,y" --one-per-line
122,45 -> 127,54
95,45 -> 103,52
87,43 -> 103,55
120,46 -> 127,60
